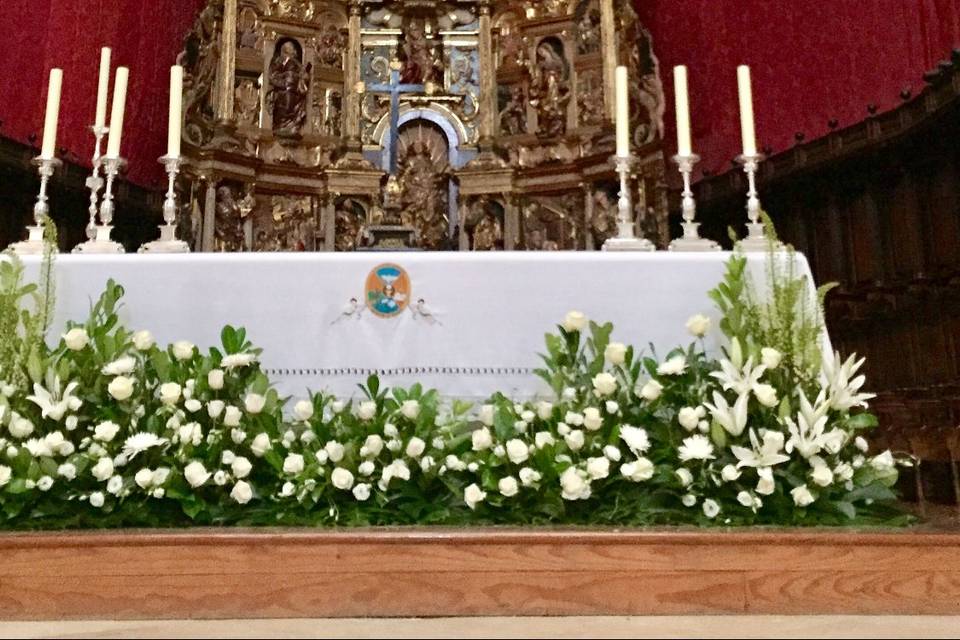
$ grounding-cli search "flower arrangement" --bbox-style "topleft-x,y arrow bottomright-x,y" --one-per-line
0,251 -> 910,529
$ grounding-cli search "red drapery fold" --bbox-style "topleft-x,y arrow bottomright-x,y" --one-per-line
0,0 -> 958,186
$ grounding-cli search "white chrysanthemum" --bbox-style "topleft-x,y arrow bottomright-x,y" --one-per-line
122,432 -> 168,460
619,425 -> 650,455
101,356 -> 137,376
222,353 -> 257,369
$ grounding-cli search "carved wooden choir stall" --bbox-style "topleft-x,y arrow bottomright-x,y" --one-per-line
177,0 -> 668,252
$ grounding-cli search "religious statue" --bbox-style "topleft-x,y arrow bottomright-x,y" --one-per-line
499,86 -> 527,136
398,139 -> 448,250
590,189 -> 618,247
269,41 -> 312,136
334,199 -> 366,252
238,8 -> 261,49
473,213 -> 503,251
525,228 -> 559,251
577,8 -> 603,55
528,39 -> 570,138
399,19 -> 443,85
316,23 -> 345,67
214,185 -> 248,252
234,79 -> 261,127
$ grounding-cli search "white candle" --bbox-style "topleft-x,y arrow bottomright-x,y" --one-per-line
737,65 -> 757,157
167,65 -> 183,158
39,69 -> 63,160
615,65 -> 630,158
94,47 -> 112,130
673,65 -> 692,157
105,67 -> 129,159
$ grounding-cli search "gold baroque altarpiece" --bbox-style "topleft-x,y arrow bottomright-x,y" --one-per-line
176,0 -> 667,251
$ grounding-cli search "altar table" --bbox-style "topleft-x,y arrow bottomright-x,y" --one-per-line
23,252 -> 820,400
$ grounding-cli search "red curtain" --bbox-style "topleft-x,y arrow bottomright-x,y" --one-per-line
0,0 -> 204,187
1,1 -> 958,186
638,0 -> 960,178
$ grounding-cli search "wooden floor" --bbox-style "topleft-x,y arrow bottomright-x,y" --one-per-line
0,518 -> 958,619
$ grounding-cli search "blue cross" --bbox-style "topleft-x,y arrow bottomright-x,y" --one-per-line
366,65 -> 426,176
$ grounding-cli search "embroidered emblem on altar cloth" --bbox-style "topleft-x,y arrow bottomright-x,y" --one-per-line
365,263 -> 411,318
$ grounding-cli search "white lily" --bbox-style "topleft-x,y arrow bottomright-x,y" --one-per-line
710,356 -> 767,398
703,391 -> 749,437
784,409 -> 828,459
26,377 -> 82,422
731,429 -> 791,468
820,351 -> 875,411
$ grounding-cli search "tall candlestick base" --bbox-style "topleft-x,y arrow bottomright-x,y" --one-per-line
74,156 -> 125,254
83,125 -> 110,241
668,154 -> 719,252
735,154 -> 782,252
139,156 -> 190,254
602,155 -> 656,252
10,157 -> 62,256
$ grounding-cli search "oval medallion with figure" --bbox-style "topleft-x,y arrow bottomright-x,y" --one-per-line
365,263 -> 411,318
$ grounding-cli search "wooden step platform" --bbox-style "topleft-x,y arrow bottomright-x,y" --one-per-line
1,522 -> 959,619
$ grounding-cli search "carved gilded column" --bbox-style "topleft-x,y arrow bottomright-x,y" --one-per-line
344,0 -> 363,148
477,0 -> 497,148
323,193 -> 336,252
583,184 -> 595,251
216,0 -> 238,123
599,0 -> 617,122
202,178 -> 218,252
504,195 -> 519,251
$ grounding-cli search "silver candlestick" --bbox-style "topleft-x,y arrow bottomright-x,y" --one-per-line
9,157 -> 62,255
668,153 -> 719,252
74,156 -> 125,254
735,153 -> 780,251
139,155 -> 189,253
602,155 -> 656,252
82,125 -> 109,242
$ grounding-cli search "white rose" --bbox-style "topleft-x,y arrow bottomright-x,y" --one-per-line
183,461 -> 211,488
583,407 -> 603,431
640,379 -> 663,401
721,464 -> 741,482
821,429 -> 846,455
870,450 -> 896,472
293,400 -> 314,422
753,383 -> 779,408
420,456 -> 436,473
8,414 -> 33,439
384,423 -> 399,438
564,430 -> 585,452
686,314 -> 711,337
231,456 -> 252,479
756,466 -> 776,496
207,369 -> 225,390
604,342 -> 628,365
855,436 -> 869,453
621,458 -> 654,482
562,310 -> 588,332
519,467 -> 541,487
834,462 -> 854,482
88,491 -> 105,508
65,415 -> 78,431
132,330 -> 155,351
536,401 -> 553,421
331,401 -> 345,413
405,437 -> 426,458
230,480 -> 253,504
63,327 -> 89,351
158,382 -> 181,406
682,494 -> 697,507
791,484 -> 816,507
478,404 -> 495,427
603,445 -> 621,462
586,456 -> 610,480
362,434 -> 384,458
134,468 -> 154,489
358,461 -> 375,476
107,376 -> 135,401
213,470 -> 228,486
93,421 -> 121,443
102,355 -> 137,376
172,341 -> 195,361
559,467 -> 591,501
224,406 -> 243,428
534,431 -> 555,449
331,467 -> 355,490
657,355 -> 688,376
91,457 -> 114,481
57,462 -> 77,480
203,400 -> 224,420
498,476 -> 519,497
506,438 -> 529,464
325,441 -> 345,463
244,393 -> 266,414
106,475 -> 123,495
811,464 -> 834,487
678,407 -> 701,431
676,467 -> 693,487
152,468 -> 171,486
737,491 -> 756,508
352,483 -> 371,501
400,400 -> 420,420
471,427 -> 493,452
491,446 -> 505,459
592,372 -> 618,397
761,347 -> 782,369
283,453 -> 305,475
702,499 -> 720,519
565,412 -> 584,427
605,400 -> 620,415
464,483 -> 487,509
35,476 -> 52,491
250,433 -> 272,457
357,400 -> 377,421
184,399 -> 202,413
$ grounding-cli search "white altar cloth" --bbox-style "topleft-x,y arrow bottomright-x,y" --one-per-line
23,252 -> 821,400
